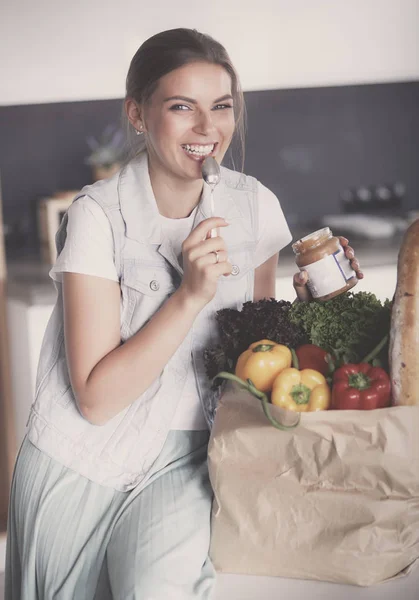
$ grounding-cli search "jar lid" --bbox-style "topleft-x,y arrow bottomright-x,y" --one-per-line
292,227 -> 332,254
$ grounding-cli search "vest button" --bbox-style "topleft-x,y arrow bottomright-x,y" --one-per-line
150,280 -> 160,291
231,265 -> 240,276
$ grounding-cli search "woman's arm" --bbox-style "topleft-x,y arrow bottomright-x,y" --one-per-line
63,274 -> 201,425
253,251 -> 316,303
253,253 -> 278,301
64,216 -> 230,426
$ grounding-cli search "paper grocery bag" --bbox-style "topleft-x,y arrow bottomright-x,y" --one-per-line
208,384 -> 419,586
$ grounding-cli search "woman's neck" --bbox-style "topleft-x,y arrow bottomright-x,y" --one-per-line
148,159 -> 203,219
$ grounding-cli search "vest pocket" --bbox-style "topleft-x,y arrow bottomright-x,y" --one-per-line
121,260 -> 176,336
218,244 -> 255,307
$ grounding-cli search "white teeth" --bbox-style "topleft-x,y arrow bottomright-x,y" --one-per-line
182,143 -> 215,156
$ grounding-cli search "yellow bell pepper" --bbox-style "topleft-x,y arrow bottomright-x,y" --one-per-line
271,368 -> 331,412
235,340 -> 292,393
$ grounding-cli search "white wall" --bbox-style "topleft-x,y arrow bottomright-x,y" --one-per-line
1,0 -> 418,106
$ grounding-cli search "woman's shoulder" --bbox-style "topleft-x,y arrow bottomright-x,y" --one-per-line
220,167 -> 277,200
71,165 -> 125,211
63,197 -> 114,249
220,166 -> 258,192
68,195 -> 110,226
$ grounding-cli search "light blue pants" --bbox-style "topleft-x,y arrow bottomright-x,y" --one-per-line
5,430 -> 215,599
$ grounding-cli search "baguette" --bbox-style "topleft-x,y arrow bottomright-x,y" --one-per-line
389,218 -> 419,405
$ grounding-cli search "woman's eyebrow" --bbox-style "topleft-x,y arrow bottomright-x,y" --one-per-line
163,94 -> 233,103
213,94 -> 233,103
164,95 -> 197,104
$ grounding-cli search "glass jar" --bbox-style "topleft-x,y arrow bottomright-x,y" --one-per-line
292,227 -> 358,301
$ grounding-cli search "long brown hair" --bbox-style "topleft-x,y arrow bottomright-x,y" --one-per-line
122,28 -> 246,171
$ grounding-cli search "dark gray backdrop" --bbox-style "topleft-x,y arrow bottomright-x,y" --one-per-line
1,80 -> 418,257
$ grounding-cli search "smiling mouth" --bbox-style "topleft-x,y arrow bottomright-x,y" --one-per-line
181,143 -> 217,158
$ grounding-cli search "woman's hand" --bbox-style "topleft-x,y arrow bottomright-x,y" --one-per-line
179,217 -> 232,309
293,236 -> 364,302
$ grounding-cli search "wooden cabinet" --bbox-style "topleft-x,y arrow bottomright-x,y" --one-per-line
7,300 -> 53,448
0,182 -> 16,533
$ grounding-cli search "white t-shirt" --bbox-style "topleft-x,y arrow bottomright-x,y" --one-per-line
50,182 -> 292,429
158,207 -> 208,430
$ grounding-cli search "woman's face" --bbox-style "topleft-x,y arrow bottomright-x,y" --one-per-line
141,61 -> 236,182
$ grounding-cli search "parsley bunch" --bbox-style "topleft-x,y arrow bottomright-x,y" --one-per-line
288,291 -> 391,365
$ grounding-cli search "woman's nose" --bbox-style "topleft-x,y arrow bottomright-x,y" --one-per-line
193,110 -> 215,135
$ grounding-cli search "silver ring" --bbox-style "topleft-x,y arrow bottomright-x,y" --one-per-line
213,251 -> 219,264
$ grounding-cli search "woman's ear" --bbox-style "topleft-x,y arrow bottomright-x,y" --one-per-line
125,98 -> 145,133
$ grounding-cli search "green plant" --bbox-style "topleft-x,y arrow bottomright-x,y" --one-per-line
85,125 -> 125,168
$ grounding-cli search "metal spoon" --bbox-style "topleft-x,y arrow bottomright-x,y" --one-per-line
202,156 -> 221,187
202,157 -> 221,238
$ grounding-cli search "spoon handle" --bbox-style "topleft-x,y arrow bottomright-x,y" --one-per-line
210,188 -> 219,238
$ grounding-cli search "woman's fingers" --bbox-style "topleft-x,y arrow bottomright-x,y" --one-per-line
185,235 -> 227,263
353,264 -> 364,279
345,245 -> 354,259
180,217 -> 232,306
205,250 -> 234,277
339,236 -> 364,280
194,252 -> 232,277
183,217 -> 228,250
344,245 -> 364,279
293,271 -> 312,303
195,249 -> 229,267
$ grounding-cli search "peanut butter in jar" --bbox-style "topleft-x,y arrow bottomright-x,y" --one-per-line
292,227 -> 358,301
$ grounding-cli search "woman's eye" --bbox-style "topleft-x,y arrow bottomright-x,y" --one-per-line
169,104 -> 191,111
212,104 -> 233,111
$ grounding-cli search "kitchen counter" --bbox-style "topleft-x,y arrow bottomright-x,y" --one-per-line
5,233 -> 402,306
215,564 -> 419,600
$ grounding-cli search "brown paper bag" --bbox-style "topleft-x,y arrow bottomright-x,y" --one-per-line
208,384 -> 419,586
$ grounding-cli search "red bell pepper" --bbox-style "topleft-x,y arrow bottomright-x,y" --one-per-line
331,363 -> 391,410
295,344 -> 330,376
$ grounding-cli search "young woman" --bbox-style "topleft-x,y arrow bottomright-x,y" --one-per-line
5,28 -> 362,599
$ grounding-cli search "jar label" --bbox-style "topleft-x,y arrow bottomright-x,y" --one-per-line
302,245 -> 356,298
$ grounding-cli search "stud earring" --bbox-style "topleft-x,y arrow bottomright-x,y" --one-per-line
135,126 -> 144,136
